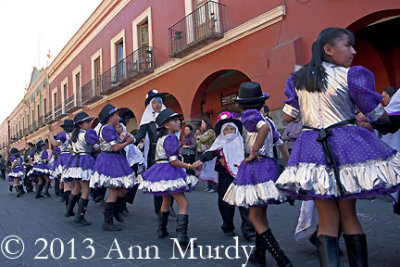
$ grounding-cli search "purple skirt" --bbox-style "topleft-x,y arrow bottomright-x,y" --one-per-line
53,153 -> 73,178
223,158 -> 286,207
63,154 -> 95,182
8,166 -> 25,180
90,152 -> 135,188
27,163 -> 50,177
276,125 -> 400,200
138,162 -> 198,196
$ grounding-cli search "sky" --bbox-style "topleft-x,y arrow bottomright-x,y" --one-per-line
0,0 -> 103,123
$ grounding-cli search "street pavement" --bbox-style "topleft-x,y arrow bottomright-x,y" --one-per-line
0,177 -> 399,267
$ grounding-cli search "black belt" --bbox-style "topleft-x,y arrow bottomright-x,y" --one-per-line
303,119 -> 356,196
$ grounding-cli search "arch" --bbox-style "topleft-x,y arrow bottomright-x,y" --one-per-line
162,93 -> 184,116
190,69 -> 251,123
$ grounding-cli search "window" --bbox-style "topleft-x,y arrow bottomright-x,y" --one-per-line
75,72 -> 80,102
138,20 -> 149,47
44,99 -> 47,115
37,104 -> 40,121
132,7 -> 153,51
94,57 -> 101,92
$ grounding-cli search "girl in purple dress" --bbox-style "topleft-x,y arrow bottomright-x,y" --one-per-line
276,27 -> 400,266
8,148 -> 25,197
28,140 -> 51,198
222,82 -> 292,267
138,108 -> 199,246
63,112 -> 98,226
90,104 -> 136,231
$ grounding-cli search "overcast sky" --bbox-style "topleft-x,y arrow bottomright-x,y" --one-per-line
0,0 -> 102,123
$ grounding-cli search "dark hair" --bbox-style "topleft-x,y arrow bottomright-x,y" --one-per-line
263,105 -> 270,113
28,142 -> 34,147
158,127 -> 169,139
383,87 -> 397,97
201,118 -> 213,131
295,27 -> 355,92
71,124 -> 82,143
185,125 -> 193,131
238,101 -> 265,111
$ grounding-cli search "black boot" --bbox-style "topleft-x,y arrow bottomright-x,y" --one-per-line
26,182 -> 33,193
176,214 -> 193,247
74,198 -> 92,226
114,197 -> 124,222
44,181 -> 51,197
65,194 -> 79,217
16,185 -> 25,198
120,198 -> 129,217
317,235 -> 339,267
54,179 -> 60,196
157,211 -> 169,238
9,184 -> 13,192
35,184 -> 44,198
343,234 -> 368,267
103,202 -> 122,231
248,233 -> 266,267
259,229 -> 292,267
64,190 -> 72,207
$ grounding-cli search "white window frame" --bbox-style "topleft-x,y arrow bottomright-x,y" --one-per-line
110,29 -> 126,67
132,7 -> 153,51
72,65 -> 82,105
91,48 -> 103,94
52,88 -> 57,119
61,78 -> 68,114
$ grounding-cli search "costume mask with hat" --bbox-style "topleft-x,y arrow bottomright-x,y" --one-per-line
60,119 -> 74,133
235,81 -> 269,104
140,89 -> 166,126
156,108 -> 182,130
207,112 -> 244,177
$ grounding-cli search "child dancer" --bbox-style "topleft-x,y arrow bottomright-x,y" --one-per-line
223,82 -> 292,267
90,104 -> 136,231
8,148 -> 26,197
276,27 -> 400,266
28,141 -> 51,198
63,112 -> 98,226
138,108 -> 199,246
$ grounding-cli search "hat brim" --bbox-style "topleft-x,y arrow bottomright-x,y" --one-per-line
157,113 -> 183,129
215,118 -> 243,135
75,116 -> 94,125
234,94 -> 269,104
145,93 -> 166,107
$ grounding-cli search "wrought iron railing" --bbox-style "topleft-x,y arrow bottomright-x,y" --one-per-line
54,104 -> 62,119
102,45 -> 154,95
65,94 -> 79,113
38,116 -> 45,127
81,79 -> 102,104
45,111 -> 53,124
169,1 -> 226,57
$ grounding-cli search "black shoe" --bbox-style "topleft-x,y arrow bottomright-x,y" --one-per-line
65,194 -> 79,217
157,211 -> 169,238
317,235 -> 339,267
74,198 -> 92,226
103,202 -> 122,231
343,234 -> 368,267
114,197 -> 124,222
260,229 -> 292,267
9,185 -> 13,192
248,233 -> 266,267
35,184 -> 44,198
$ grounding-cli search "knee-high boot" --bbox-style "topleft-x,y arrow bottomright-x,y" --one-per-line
248,233 -> 266,267
157,211 -> 169,238
44,181 -> 51,197
35,184 -> 44,198
74,198 -> 91,226
63,190 -> 71,207
259,229 -> 292,267
54,179 -> 60,196
176,214 -> 192,247
65,194 -> 79,217
343,234 -> 368,267
317,235 -> 340,267
103,202 -> 122,231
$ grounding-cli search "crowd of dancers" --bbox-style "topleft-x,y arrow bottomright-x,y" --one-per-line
5,27 -> 400,267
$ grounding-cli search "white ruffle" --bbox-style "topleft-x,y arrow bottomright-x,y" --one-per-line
276,152 -> 400,197
137,175 -> 198,194
27,167 -> 50,176
8,171 -> 25,178
62,167 -> 93,182
223,180 -> 286,207
90,172 -> 136,188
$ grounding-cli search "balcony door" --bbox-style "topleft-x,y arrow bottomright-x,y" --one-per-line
192,0 -> 217,39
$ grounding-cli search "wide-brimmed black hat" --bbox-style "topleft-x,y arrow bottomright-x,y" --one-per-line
235,82 -> 270,104
145,89 -> 165,107
36,140 -> 47,149
156,108 -> 182,128
74,112 -> 94,126
214,112 -> 243,135
9,148 -> 20,156
98,104 -> 121,124
60,119 -> 74,130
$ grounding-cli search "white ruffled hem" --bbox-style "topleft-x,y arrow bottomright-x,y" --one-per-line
27,167 -> 50,176
9,171 -> 25,178
276,152 -> 400,197
62,167 -> 93,182
223,180 -> 286,207
137,175 -> 198,194
90,171 -> 136,188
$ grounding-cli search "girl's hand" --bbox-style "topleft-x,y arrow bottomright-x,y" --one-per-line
219,158 -> 226,167
126,135 -> 134,144
191,160 -> 203,169
244,152 -> 261,164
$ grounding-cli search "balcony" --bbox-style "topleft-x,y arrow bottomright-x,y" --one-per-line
33,121 -> 38,131
54,104 -> 63,120
45,111 -> 54,124
102,45 -> 154,95
169,1 -> 226,58
65,94 -> 81,113
38,116 -> 45,128
81,79 -> 103,105
28,124 -> 34,134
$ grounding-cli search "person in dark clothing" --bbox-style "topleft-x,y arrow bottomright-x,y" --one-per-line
0,155 -> 6,180
180,125 -> 197,175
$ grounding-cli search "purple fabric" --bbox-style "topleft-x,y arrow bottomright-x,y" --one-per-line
389,112 -> 400,116
66,154 -> 94,170
182,133 -> 195,146
283,73 -> 299,112
101,125 -> 119,143
56,131 -> 67,143
266,118 -> 280,144
9,166 -> 24,179
10,156 -> 16,162
233,157 -> 279,186
85,129 -> 98,145
288,125 -> 395,167
54,147 -> 61,156
164,134 -> 180,157
41,150 -> 48,160
348,66 -> 382,115
241,109 -> 264,132
55,153 -> 73,169
93,152 -> 133,178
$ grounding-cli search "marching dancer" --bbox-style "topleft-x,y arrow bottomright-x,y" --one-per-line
90,104 -> 136,231
138,108 -> 199,246
223,82 -> 292,267
276,27 -> 400,266
8,148 -> 26,197
28,140 -> 51,198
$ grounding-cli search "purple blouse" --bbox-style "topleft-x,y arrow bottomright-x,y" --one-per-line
164,134 -> 180,157
101,125 -> 120,144
85,129 -> 99,146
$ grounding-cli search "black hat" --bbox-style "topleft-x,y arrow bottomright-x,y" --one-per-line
235,82 -> 270,104
98,104 -> 120,124
36,140 -> 46,149
9,148 -> 19,156
156,108 -> 182,128
60,119 -> 74,131
145,89 -> 165,107
214,112 -> 243,135
74,112 -> 94,126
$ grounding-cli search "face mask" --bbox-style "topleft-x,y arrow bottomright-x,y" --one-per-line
224,133 -> 237,142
